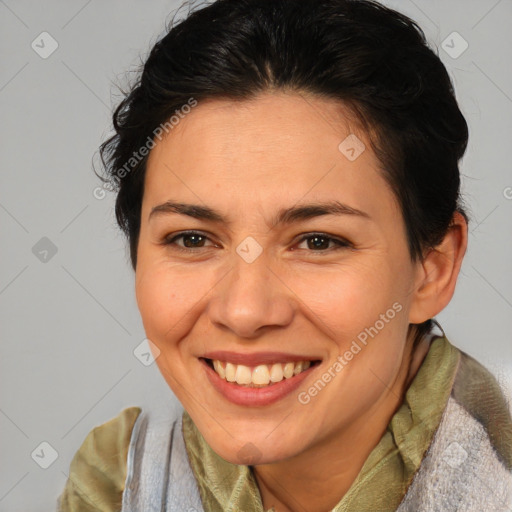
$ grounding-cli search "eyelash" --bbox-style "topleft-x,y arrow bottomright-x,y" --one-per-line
161,230 -> 353,255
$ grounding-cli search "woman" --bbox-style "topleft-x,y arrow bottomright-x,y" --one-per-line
57,0 -> 512,510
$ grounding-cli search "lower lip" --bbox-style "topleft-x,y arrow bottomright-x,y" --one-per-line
201,359 -> 318,406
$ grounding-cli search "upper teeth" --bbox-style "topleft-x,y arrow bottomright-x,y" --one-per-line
211,360 -> 312,387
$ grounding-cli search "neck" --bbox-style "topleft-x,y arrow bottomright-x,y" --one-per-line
253,328 -> 432,512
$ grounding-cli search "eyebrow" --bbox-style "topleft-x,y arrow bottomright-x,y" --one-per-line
149,200 -> 371,228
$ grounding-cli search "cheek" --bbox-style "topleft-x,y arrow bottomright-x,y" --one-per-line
292,260 -> 410,389
135,257 -> 225,349
135,263 -> 207,342
291,264 -> 409,424
292,259 -> 403,337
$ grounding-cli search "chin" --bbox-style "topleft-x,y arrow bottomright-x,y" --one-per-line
202,425 -> 304,466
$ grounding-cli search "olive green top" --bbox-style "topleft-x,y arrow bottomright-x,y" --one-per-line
58,335 -> 469,511
57,405 -> 142,511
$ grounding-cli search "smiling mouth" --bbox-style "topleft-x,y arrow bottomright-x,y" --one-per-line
202,358 -> 321,388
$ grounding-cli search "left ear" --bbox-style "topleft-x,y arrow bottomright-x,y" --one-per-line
408,211 -> 468,324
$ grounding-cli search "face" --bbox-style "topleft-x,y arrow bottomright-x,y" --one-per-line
135,91 -> 422,465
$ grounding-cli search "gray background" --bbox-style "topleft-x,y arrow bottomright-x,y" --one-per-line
1,0 -> 511,510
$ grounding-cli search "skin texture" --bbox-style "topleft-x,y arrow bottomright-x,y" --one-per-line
135,91 -> 467,512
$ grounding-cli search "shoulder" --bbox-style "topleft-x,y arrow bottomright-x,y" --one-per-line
452,349 -> 512,469
399,347 -> 512,510
57,406 -> 143,512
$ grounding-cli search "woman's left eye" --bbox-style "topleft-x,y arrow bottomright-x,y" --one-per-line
161,231 -> 352,253
295,233 -> 352,252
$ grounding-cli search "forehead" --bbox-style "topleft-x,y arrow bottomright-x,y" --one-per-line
143,92 -> 399,224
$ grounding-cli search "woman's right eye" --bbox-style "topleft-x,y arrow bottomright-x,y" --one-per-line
162,231 -> 216,253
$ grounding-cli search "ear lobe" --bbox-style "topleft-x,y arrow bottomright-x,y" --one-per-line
408,212 -> 468,324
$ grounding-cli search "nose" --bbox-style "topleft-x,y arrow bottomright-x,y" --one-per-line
207,250 -> 295,339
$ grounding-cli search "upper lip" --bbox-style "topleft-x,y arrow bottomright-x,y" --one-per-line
201,351 -> 321,366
